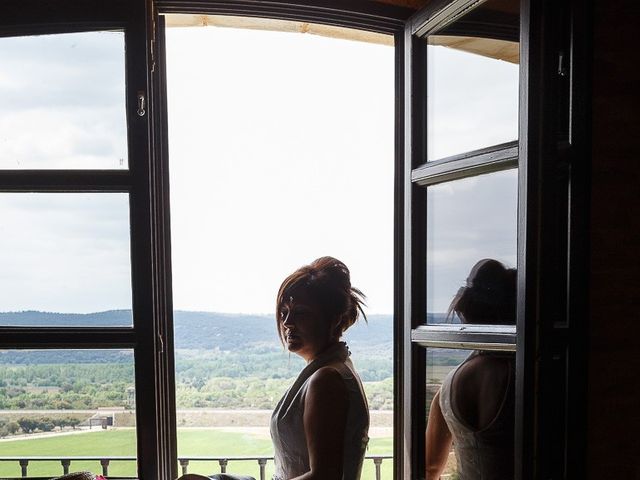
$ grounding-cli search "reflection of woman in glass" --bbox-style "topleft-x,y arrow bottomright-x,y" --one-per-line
426,259 -> 517,480
271,257 -> 370,480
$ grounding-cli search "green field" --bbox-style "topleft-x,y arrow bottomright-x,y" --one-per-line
0,429 -> 393,479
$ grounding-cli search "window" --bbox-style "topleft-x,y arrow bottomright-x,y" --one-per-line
1,0 -> 587,478
163,15 -> 395,479
0,2 -> 163,477
0,193 -> 133,326
403,0 -> 520,477
0,31 -> 128,170
0,349 -> 137,477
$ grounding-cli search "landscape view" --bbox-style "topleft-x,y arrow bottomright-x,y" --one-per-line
0,310 -> 463,479
0,17 -> 480,480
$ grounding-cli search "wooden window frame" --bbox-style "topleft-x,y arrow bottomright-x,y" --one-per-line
403,3 -> 520,477
0,1 -> 167,478
0,0 -> 591,478
401,1 -> 591,479
150,2 -> 412,479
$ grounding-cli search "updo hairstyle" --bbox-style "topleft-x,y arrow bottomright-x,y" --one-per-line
447,259 -> 517,325
276,256 -> 366,344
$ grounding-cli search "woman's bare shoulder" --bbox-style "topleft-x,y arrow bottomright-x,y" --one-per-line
303,367 -> 347,405
457,353 -> 512,379
308,365 -> 347,389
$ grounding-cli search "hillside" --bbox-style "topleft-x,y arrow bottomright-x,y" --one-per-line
0,310 -> 395,380
0,310 -> 467,410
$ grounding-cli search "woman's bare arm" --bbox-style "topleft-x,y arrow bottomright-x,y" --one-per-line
291,366 -> 348,480
425,391 -> 453,480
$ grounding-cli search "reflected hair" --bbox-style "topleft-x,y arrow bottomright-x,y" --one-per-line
276,256 -> 367,344
447,259 -> 517,325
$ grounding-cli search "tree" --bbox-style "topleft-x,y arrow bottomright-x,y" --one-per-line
65,416 -> 81,430
38,419 -> 55,432
6,421 -> 19,435
17,418 -> 38,434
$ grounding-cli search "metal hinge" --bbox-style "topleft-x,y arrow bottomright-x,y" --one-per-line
137,91 -> 146,117
157,332 -> 164,354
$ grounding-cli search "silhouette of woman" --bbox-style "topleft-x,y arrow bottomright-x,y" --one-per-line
178,257 -> 369,480
270,257 -> 369,480
426,259 -> 517,480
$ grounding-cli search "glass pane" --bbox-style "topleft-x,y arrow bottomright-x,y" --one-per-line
425,348 -> 515,479
425,0 -> 519,161
0,349 -> 137,478
166,20 -> 394,478
426,170 -> 517,325
0,193 -> 132,326
0,31 -> 128,169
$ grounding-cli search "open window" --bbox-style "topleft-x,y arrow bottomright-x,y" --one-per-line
398,0 -> 588,478
0,0 -> 588,478
400,0 -> 520,477
159,13 -> 395,479
0,1 -> 171,478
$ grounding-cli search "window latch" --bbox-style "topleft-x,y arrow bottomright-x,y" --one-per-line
157,332 -> 164,354
137,91 -> 146,117
558,51 -> 568,77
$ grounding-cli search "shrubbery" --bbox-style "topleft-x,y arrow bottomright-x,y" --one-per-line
0,349 -> 399,410
0,420 -> 20,437
0,416 -> 83,437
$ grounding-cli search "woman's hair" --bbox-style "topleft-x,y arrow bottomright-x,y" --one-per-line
276,256 -> 367,344
447,259 -> 517,325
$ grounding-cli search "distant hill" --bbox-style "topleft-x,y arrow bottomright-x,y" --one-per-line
0,310 -> 133,327
0,310 -> 451,371
0,310 -> 449,330
0,310 -> 451,349
0,310 -> 470,401
0,309 -> 395,348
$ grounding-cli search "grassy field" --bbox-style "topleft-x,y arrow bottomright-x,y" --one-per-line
0,429 -> 394,479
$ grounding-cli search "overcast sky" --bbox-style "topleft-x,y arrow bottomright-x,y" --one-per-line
0,31 -> 127,170
0,25 -> 518,317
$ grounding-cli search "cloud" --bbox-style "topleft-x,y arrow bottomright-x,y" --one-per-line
427,170 -> 518,312
0,31 -> 127,169
0,193 -> 132,314
0,27 -> 520,317
166,27 -> 395,314
427,45 -> 519,159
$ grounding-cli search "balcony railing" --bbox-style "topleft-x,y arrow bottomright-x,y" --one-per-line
0,457 -> 134,478
0,455 -> 394,480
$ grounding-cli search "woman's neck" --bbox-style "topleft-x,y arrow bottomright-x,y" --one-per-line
304,339 -> 342,363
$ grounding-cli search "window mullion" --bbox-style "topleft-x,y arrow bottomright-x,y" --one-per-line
0,171 -> 132,191
123,1 -> 172,478
412,141 -> 518,186
1,0 -> 127,31
0,327 -> 138,349
412,324 -> 517,351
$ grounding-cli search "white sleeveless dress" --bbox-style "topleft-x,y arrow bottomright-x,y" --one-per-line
270,342 -> 369,480
439,351 -> 516,480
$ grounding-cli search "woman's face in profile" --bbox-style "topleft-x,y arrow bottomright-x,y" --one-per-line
280,290 -> 333,362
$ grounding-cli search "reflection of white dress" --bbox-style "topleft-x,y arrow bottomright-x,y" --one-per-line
439,351 -> 515,480
270,342 -> 369,480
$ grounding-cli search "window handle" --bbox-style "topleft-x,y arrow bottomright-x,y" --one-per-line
158,332 -> 164,354
558,51 -> 568,77
137,91 -> 146,117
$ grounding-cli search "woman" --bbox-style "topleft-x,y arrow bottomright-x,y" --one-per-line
271,256 -> 370,480
426,259 -> 517,480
